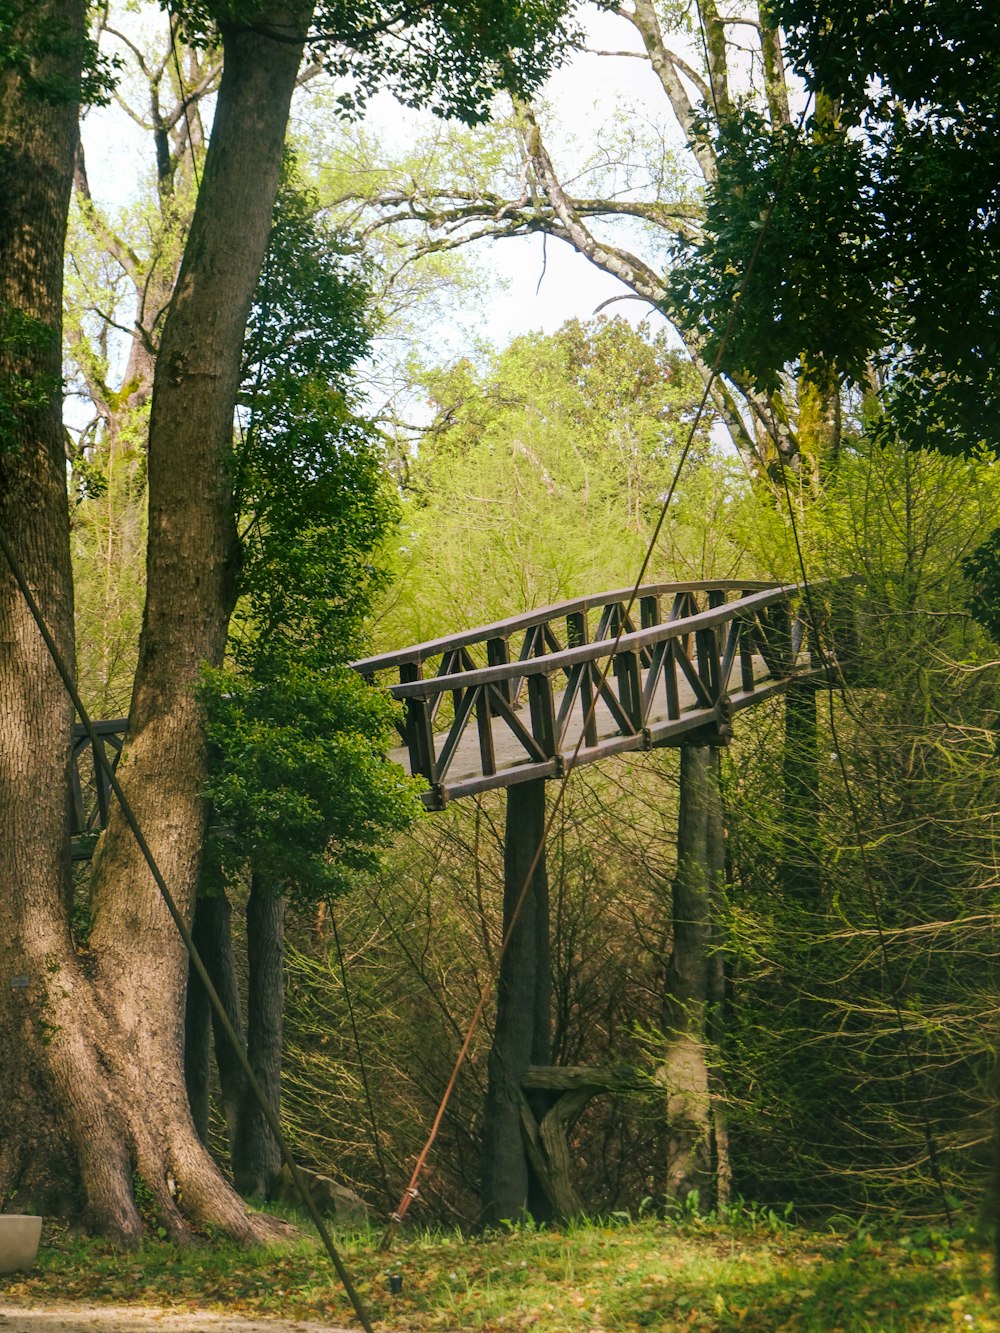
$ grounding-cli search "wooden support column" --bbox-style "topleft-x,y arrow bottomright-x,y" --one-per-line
660,744 -> 723,1206
481,778 -> 553,1226
780,681 -> 821,900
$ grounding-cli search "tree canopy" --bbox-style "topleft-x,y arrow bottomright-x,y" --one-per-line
668,0 -> 1000,453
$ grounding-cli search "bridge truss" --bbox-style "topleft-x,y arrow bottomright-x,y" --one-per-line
72,579 -> 853,849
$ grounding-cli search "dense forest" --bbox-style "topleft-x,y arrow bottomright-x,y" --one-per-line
2,0 -> 999,1311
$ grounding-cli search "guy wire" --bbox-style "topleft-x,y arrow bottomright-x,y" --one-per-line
379,44 -> 826,1249
0,524 -> 377,1333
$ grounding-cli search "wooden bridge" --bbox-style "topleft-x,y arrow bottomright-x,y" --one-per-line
68,575 -> 856,1224
71,579 -> 851,849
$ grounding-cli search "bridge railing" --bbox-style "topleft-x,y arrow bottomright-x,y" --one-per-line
353,580 -> 851,805
70,717 -> 128,859
70,579 -> 856,840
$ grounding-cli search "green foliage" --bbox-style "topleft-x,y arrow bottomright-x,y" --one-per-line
678,0 -> 1000,456
769,0 -> 998,121
234,168 -> 386,674
312,0 -> 582,124
282,761 -> 673,1219
202,162 -> 423,901
721,440 -> 1000,1216
174,0 -> 582,124
202,664 -> 418,900
0,0 -> 115,105
962,527 -> 1000,647
665,112 -> 885,393
379,317 -> 776,644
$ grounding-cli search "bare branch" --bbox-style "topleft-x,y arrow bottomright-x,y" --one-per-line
73,142 -> 143,280
516,102 -> 667,305
619,0 -> 716,184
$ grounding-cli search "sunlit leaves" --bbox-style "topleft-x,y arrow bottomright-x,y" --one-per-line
203,663 -> 419,900
172,0 -> 582,125
202,162 -> 422,901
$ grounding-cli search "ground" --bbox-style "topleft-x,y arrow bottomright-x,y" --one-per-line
0,1214 -> 995,1331
0,1309 -> 369,1333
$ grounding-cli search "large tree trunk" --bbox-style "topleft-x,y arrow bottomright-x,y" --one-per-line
481,779 -> 553,1226
82,6 -> 311,1241
188,890 -> 249,1148
0,0 -> 116,1223
1,2 -> 312,1243
184,880 -> 285,1198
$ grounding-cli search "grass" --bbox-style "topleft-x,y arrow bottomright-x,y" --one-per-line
1,1209 -> 996,1331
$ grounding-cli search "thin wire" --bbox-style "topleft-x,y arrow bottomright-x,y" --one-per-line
328,901 -> 394,1203
379,61 -> 825,1251
0,523 -> 376,1333
775,464 -> 954,1224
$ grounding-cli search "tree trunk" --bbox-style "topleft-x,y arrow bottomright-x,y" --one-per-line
481,779 -> 553,1225
660,745 -> 717,1206
184,944 -> 212,1144
1,2 -> 312,1242
192,890 -> 248,1147
0,0 -> 141,1230
233,876 -> 285,1198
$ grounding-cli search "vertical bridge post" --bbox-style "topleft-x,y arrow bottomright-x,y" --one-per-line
481,778 -> 553,1226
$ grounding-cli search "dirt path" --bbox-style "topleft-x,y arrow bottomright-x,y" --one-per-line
0,1306 -> 379,1333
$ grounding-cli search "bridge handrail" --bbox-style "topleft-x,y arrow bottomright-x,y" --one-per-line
351,579 -> 778,675
377,582 -> 830,700
69,576 -> 859,833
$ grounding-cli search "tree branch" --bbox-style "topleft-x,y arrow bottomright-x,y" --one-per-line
619,0 -> 717,184
73,143 -> 143,280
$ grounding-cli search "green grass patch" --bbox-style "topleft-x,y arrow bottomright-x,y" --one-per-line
1,1213 -> 996,1330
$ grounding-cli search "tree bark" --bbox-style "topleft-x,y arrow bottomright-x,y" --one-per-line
183,941 -> 212,1144
2,1 -> 312,1242
192,890 -> 248,1146
0,0 -> 142,1231
78,5 -> 311,1241
481,779 -> 552,1225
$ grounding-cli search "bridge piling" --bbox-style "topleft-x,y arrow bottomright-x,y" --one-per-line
481,778 -> 554,1227
660,743 -> 727,1207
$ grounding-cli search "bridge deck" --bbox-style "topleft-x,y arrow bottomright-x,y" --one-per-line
71,579 -> 850,843
354,580 -> 846,808
386,650 -> 794,800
